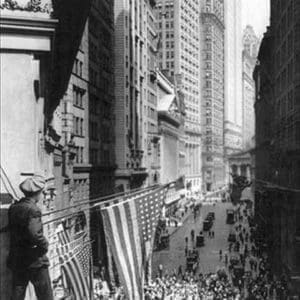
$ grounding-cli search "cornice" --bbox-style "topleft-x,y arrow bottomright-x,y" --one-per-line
0,13 -> 57,35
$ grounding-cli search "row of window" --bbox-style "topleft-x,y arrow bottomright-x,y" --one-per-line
73,59 -> 83,78
73,86 -> 85,108
75,147 -> 84,164
73,117 -> 84,136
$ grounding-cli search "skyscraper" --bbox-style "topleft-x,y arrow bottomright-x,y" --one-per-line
114,0 -> 158,190
200,0 -> 225,192
254,0 -> 300,294
224,0 -> 243,156
242,25 -> 259,150
156,0 -> 202,192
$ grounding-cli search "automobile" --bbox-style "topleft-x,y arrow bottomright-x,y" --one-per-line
203,219 -> 213,231
228,233 -> 236,243
196,234 -> 205,247
186,249 -> 199,271
159,233 -> 170,250
226,209 -> 235,224
207,212 -> 215,220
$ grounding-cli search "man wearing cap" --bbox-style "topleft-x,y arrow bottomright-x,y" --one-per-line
7,175 -> 53,300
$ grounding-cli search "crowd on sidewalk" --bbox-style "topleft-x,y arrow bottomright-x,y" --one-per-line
220,202 -> 289,300
144,269 -> 241,300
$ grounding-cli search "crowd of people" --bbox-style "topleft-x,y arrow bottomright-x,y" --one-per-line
145,270 -> 241,300
221,202 -> 289,299
94,199 -> 292,299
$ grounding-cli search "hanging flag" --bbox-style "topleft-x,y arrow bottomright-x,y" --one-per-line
56,225 -> 91,300
100,186 -> 167,300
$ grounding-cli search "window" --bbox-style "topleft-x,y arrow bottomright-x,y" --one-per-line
79,62 -> 83,77
73,86 -> 85,108
80,119 -> 83,136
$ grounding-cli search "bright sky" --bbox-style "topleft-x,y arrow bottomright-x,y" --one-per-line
241,0 -> 270,38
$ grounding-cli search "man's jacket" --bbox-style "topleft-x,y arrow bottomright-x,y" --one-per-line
7,198 -> 49,270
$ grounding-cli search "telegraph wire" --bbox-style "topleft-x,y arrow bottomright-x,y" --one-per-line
42,184 -> 158,217
42,185 -> 160,225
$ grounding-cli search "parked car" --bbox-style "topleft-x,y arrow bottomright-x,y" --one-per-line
226,209 -> 235,224
203,219 -> 213,231
196,234 -> 205,247
228,233 -> 237,243
207,212 -> 215,220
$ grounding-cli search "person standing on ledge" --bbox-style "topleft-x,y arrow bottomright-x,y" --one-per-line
7,174 -> 53,300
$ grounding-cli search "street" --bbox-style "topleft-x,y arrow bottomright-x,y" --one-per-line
152,201 -> 235,277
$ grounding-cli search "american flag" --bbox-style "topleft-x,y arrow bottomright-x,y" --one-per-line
100,186 -> 167,300
77,242 -> 92,278
56,225 -> 91,300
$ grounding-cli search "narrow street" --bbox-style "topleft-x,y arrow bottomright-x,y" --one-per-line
152,202 -> 235,277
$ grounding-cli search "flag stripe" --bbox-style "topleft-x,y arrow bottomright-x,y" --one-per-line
61,257 -> 82,299
57,229 -> 90,300
58,250 -> 81,300
105,208 -> 133,299
100,186 -> 168,300
126,201 -> 143,296
113,206 -> 136,300
119,204 -> 140,299
127,200 -> 142,274
58,232 -> 85,299
62,231 -> 89,300
101,209 -> 128,294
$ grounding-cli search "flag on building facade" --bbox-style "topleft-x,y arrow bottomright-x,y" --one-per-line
56,225 -> 91,300
100,186 -> 167,300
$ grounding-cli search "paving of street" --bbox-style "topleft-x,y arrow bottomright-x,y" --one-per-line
152,201 -> 235,277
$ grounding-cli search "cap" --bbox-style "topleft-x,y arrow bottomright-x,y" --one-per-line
19,174 -> 46,194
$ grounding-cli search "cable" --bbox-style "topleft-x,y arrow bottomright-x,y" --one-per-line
42,184 -> 159,217
42,185 -> 162,225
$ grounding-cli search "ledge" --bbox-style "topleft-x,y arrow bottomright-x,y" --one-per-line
0,13 -> 57,52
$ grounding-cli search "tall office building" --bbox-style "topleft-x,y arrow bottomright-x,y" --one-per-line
156,0 -> 202,192
254,0 -> 300,294
224,0 -> 243,156
61,24 -> 90,204
89,0 -> 116,197
200,0 -> 225,192
242,25 -> 259,150
114,0 -> 158,190
145,2 -> 161,187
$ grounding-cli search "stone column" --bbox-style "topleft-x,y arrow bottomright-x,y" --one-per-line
237,164 -> 241,176
246,164 -> 251,180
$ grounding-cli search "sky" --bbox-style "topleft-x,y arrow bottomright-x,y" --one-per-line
241,0 -> 270,38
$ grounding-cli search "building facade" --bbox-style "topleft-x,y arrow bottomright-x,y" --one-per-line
242,25 -> 259,150
88,0 -> 116,197
145,2 -> 161,187
224,0 -> 243,156
200,0 -> 225,192
156,0 -> 202,192
254,0 -> 300,294
114,0 -> 158,190
0,1 -> 92,298
157,71 -> 185,185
